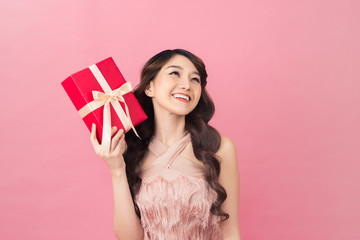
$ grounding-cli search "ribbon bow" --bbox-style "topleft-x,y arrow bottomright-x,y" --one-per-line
92,82 -> 140,151
78,80 -> 141,152
93,85 -> 131,103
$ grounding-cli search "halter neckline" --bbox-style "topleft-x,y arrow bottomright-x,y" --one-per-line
151,130 -> 190,148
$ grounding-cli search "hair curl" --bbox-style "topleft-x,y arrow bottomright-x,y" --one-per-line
123,49 -> 229,222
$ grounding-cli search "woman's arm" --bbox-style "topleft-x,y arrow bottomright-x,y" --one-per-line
111,167 -> 144,240
90,124 -> 143,240
217,135 -> 242,240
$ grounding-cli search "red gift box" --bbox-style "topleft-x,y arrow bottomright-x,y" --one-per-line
61,57 -> 147,150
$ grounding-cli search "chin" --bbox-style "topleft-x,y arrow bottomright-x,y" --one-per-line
155,101 -> 198,116
170,106 -> 196,116
172,110 -> 192,116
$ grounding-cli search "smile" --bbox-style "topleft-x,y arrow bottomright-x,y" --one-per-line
172,93 -> 191,102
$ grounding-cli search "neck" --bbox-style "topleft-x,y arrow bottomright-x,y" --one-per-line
153,109 -> 187,146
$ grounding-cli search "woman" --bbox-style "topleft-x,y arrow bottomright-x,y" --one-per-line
90,49 -> 241,239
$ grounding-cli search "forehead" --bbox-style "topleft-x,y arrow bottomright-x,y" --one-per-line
162,54 -> 198,72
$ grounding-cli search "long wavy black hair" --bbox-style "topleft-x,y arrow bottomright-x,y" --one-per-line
123,49 -> 229,222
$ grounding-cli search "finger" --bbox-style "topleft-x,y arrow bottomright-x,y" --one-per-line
113,132 -> 126,153
90,123 -> 100,146
111,129 -> 124,151
111,126 -> 117,136
115,130 -> 126,148
111,128 -> 124,151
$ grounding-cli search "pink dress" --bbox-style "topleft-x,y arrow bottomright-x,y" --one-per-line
135,131 -> 222,240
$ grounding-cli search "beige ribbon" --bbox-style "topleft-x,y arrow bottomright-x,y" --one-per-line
78,64 -> 140,152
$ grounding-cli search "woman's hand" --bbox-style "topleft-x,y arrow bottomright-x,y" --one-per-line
90,123 -> 127,173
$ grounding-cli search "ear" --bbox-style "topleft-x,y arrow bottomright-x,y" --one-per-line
144,82 -> 154,97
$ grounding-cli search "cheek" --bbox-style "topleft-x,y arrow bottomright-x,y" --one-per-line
195,87 -> 202,99
194,91 -> 202,106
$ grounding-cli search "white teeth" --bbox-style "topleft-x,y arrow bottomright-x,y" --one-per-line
172,94 -> 190,101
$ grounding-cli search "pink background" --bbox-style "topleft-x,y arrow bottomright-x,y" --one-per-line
1,0 -> 359,239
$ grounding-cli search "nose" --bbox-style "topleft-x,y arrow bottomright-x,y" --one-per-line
178,77 -> 191,90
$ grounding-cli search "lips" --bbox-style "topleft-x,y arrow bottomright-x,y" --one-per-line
172,93 -> 191,101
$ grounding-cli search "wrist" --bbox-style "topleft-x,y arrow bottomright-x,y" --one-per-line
110,165 -> 126,178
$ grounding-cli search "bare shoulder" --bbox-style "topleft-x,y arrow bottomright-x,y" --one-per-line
216,135 -> 242,238
216,135 -> 237,165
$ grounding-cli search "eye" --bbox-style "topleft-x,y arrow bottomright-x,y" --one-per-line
192,77 -> 200,83
170,71 -> 180,77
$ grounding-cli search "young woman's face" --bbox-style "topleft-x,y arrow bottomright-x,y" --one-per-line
145,54 -> 202,116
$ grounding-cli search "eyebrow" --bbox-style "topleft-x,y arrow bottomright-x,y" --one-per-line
166,65 -> 200,77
